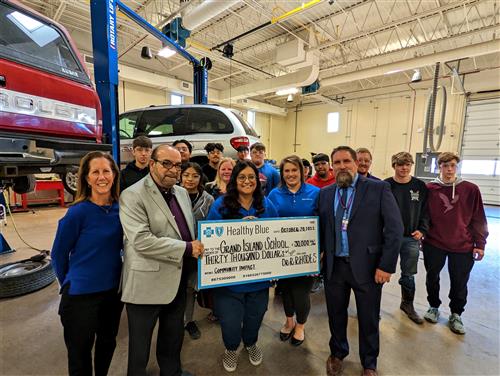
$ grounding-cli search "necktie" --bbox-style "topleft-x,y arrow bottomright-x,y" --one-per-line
335,188 -> 347,256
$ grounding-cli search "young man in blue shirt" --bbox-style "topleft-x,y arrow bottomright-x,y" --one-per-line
250,142 -> 280,195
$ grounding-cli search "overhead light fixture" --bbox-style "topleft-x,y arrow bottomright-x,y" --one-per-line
384,69 -> 403,75
222,43 -> 234,59
141,46 -> 152,59
287,94 -> 294,103
157,46 -> 176,58
276,87 -> 299,96
411,69 -> 422,82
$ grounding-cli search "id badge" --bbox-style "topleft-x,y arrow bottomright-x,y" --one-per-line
341,218 -> 349,231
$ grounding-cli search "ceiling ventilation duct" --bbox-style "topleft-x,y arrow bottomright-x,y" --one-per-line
219,57 -> 319,101
181,0 -> 240,30
220,30 -> 320,101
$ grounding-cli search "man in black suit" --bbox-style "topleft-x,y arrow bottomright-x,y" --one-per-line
318,146 -> 403,376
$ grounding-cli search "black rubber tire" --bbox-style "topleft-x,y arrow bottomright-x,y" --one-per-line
0,259 -> 56,298
12,175 -> 36,194
60,166 -> 79,196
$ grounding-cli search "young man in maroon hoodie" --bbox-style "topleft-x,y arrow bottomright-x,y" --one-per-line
423,152 -> 488,335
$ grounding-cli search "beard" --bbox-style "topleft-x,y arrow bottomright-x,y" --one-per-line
336,171 -> 353,188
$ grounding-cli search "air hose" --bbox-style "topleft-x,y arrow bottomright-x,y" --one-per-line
423,62 -> 447,154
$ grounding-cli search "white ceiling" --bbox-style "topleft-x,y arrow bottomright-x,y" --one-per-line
18,0 -> 500,107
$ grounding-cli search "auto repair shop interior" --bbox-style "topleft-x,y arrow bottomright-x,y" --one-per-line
0,1 -> 499,375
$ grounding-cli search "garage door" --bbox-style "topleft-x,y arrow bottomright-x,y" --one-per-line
460,97 -> 500,205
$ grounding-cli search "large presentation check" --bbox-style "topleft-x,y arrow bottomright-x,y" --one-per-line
197,217 -> 319,289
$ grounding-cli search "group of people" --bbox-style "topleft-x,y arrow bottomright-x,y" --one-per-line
51,135 -> 488,376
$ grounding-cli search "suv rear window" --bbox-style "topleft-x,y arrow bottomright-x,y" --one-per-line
0,2 -> 89,84
136,107 -> 234,137
232,111 -> 259,137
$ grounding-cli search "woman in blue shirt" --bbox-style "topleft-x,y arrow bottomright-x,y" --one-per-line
207,160 -> 278,372
268,155 -> 320,347
52,151 -> 123,376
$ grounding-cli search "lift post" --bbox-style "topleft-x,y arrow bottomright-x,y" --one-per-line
89,1 -> 208,164
90,0 -> 120,163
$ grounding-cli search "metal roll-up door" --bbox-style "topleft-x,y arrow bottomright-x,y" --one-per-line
460,97 -> 500,205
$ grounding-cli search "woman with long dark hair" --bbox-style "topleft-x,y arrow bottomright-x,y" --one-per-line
268,155 -> 319,346
180,162 -> 214,339
52,151 -> 123,376
207,160 -> 278,372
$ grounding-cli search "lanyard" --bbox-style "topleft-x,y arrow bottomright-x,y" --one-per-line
337,187 -> 355,212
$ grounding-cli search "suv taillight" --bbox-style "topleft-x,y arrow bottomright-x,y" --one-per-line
230,136 -> 249,150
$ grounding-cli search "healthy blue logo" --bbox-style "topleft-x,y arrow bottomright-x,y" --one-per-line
215,226 -> 224,236
203,227 -> 214,238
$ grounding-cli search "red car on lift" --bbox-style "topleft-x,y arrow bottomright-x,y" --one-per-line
0,0 -> 110,195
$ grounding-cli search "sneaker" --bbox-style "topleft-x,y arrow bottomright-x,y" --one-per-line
311,277 -> 324,293
246,343 -> 263,366
424,307 -> 440,323
185,321 -> 201,340
222,349 -> 238,372
448,313 -> 466,335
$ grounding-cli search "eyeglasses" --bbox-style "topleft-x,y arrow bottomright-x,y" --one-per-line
251,150 -> 265,155
154,159 -> 182,170
237,174 -> 257,182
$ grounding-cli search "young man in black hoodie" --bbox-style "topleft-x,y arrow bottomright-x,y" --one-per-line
120,135 -> 153,192
385,152 -> 429,324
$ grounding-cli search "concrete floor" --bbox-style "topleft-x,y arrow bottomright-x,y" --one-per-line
1,206 -> 499,376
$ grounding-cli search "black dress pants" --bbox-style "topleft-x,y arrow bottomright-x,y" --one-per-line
58,287 -> 123,376
324,258 -> 382,370
126,281 -> 187,376
423,243 -> 475,315
278,276 -> 314,324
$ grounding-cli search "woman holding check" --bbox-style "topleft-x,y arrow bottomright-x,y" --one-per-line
268,155 -> 320,346
207,160 -> 278,372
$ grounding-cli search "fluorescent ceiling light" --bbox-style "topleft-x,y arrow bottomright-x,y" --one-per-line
384,69 -> 403,75
276,87 -> 299,96
158,46 -> 176,58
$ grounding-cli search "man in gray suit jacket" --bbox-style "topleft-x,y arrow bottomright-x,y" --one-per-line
120,145 -> 204,376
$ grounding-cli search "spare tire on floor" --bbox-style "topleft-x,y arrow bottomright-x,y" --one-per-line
0,259 -> 56,298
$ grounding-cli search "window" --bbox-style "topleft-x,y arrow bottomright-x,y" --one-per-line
118,112 -> 141,139
0,2 -> 89,84
327,112 -> 340,133
247,110 -> 256,128
461,160 -> 496,176
137,108 -> 233,137
170,93 -> 184,105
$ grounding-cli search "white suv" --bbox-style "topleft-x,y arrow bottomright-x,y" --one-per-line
119,105 -> 260,165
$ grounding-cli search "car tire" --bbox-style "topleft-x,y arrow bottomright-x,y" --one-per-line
0,259 -> 56,298
61,166 -> 79,196
12,175 -> 36,194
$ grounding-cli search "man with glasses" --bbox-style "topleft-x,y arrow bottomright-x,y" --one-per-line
356,148 -> 380,180
307,153 -> 336,188
120,135 -> 152,192
120,145 -> 204,376
203,143 -> 224,182
173,139 -> 193,164
422,152 -> 488,335
250,142 -> 279,195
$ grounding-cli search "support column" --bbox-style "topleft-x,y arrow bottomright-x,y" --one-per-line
90,0 -> 120,163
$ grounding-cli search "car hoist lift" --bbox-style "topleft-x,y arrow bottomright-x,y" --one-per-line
89,0 -> 209,164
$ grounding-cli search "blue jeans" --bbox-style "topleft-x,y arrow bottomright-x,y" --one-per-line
398,237 -> 420,291
214,287 -> 269,351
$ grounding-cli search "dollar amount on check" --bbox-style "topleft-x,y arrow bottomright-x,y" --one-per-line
197,217 -> 320,289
